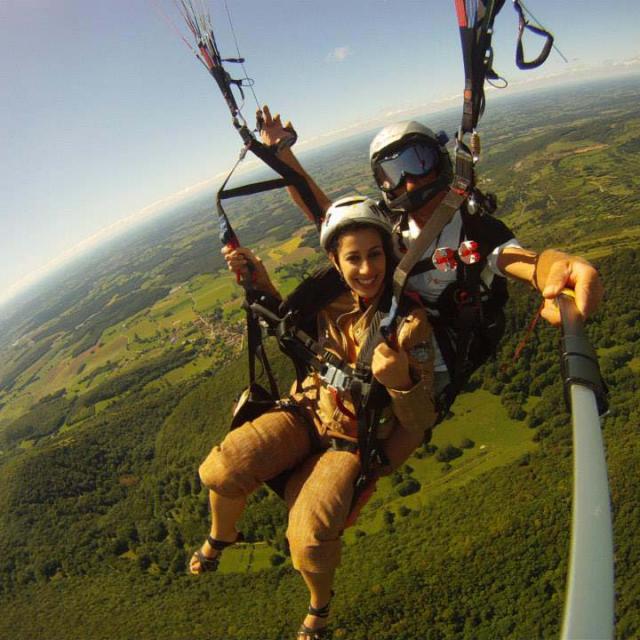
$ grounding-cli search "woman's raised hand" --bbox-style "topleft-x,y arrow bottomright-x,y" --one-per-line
221,245 -> 279,297
222,245 -> 253,278
222,245 -> 267,281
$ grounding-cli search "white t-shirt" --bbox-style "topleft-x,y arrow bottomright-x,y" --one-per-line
400,210 -> 521,371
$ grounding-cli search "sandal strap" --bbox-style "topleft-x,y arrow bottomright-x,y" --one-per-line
296,624 -> 330,639
307,590 -> 334,618
193,549 -> 220,572
307,603 -> 330,618
207,532 -> 244,551
191,532 -> 245,574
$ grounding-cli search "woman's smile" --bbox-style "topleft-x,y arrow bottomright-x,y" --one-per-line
334,228 -> 387,300
354,275 -> 379,291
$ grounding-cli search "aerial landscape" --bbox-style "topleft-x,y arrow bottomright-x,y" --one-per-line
0,74 -> 638,638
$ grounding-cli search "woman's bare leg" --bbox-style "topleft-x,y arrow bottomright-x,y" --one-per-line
300,569 -> 335,631
190,409 -> 312,575
209,490 -> 246,540
189,491 -> 246,574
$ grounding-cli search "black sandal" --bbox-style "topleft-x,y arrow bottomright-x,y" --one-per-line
296,592 -> 334,639
189,532 -> 244,574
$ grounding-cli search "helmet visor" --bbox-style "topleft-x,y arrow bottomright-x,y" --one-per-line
373,142 -> 439,192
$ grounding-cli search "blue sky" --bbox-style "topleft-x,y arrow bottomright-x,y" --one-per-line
1,0 -> 638,308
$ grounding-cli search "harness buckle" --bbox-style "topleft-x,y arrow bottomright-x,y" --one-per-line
454,288 -> 484,331
319,362 -> 351,392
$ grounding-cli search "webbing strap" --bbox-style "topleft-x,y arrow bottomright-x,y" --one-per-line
216,127 -> 325,239
245,133 -> 325,228
350,307 -> 389,510
218,178 -> 288,200
381,189 -> 467,340
246,303 -> 279,399
393,190 -> 466,295
455,0 -> 506,134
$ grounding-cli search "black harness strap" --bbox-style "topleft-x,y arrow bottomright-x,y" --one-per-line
381,189 -> 467,342
216,126 -> 325,234
348,310 -> 385,509
456,0 -> 507,135
245,294 -> 279,399
350,292 -> 418,511
215,131 -> 325,257
219,178 -> 288,200
227,281 -> 280,433
243,132 -> 325,228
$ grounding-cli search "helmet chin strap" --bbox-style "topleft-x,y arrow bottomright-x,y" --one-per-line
384,174 -> 450,214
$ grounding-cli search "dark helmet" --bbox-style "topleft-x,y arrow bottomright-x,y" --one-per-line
369,120 -> 452,213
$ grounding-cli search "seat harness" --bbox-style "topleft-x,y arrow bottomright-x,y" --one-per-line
237,276 -> 400,504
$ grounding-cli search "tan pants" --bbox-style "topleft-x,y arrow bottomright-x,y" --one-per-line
199,408 -> 361,573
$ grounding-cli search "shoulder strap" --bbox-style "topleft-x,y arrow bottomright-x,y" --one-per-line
351,292 -> 417,510
381,189 -> 467,340
350,308 -> 386,509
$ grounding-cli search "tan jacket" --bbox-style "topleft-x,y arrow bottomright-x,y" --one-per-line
293,290 -> 435,443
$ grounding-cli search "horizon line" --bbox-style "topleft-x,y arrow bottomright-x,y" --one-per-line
2,62 -> 638,312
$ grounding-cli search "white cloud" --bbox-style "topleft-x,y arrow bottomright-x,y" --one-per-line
326,46 -> 352,63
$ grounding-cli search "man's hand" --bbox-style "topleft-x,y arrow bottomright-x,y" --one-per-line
539,253 -> 604,326
257,105 -> 297,150
499,246 -> 604,327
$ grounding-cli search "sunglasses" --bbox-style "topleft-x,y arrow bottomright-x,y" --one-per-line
373,142 -> 440,192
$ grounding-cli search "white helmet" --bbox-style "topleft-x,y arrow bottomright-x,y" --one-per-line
320,196 -> 392,251
369,120 -> 441,162
369,121 -> 452,213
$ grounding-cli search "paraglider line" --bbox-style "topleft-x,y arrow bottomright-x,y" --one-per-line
224,0 -> 261,112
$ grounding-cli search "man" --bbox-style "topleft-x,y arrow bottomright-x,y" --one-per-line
256,105 -> 604,404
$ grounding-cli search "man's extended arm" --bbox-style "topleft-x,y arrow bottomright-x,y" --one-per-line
498,246 -> 604,326
258,105 -> 331,222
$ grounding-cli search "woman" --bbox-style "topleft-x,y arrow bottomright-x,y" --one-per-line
190,196 -> 435,639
